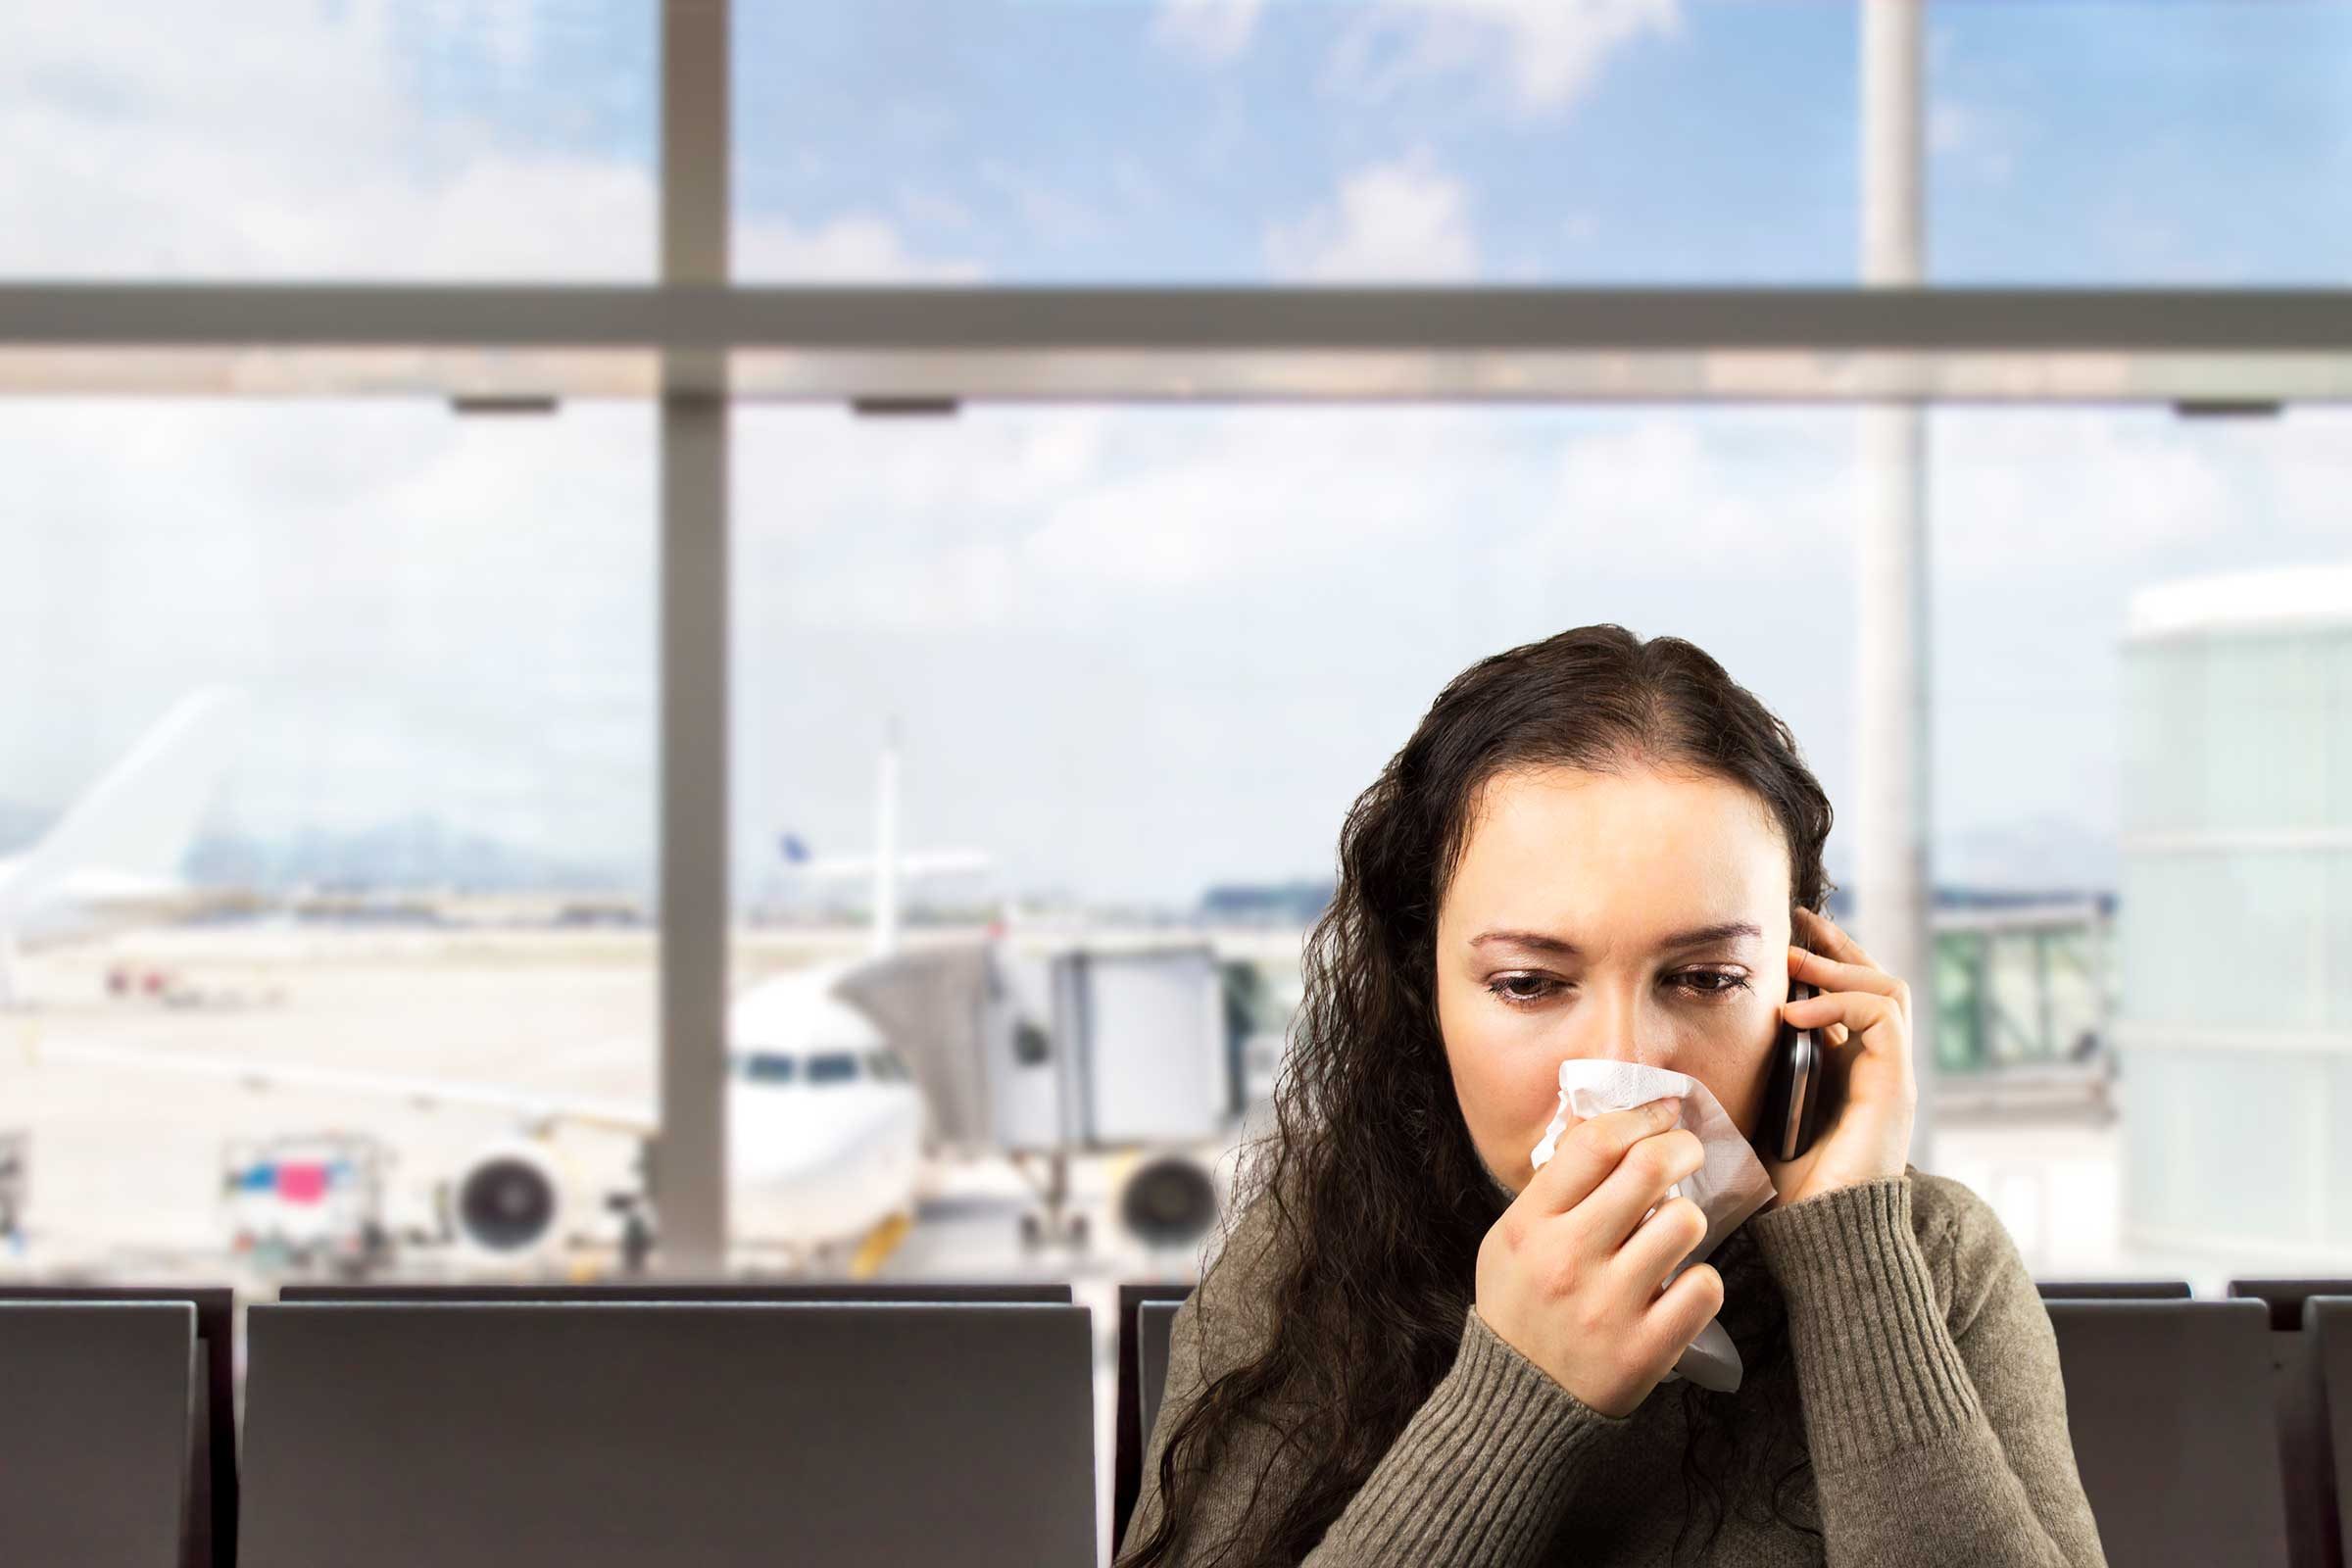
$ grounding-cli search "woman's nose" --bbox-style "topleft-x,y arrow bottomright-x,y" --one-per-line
1578,986 -> 1674,1067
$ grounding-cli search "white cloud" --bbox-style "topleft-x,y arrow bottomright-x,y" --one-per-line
1551,417 -> 1851,569
1930,99 -> 2023,187
977,160 -> 1104,248
1152,0 -> 1266,62
1266,154 -> 1478,281
735,213 -> 982,282
1929,412 -> 2238,573
1332,0 -> 1681,117
0,1 -> 970,282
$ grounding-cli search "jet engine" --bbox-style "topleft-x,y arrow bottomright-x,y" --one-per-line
448,1142 -> 568,1259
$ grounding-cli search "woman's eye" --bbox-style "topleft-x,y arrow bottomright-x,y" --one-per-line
1484,971 -> 1750,1007
1486,974 -> 1558,1006
1674,969 -> 1750,1000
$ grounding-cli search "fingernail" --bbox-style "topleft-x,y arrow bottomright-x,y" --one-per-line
1655,1096 -> 1684,1122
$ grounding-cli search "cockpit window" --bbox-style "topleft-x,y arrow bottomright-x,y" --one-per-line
807,1052 -> 859,1085
864,1051 -> 909,1083
743,1053 -> 797,1084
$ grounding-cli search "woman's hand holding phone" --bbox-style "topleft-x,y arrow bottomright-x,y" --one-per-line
1473,1098 -> 1726,1418
1766,905 -> 1918,1208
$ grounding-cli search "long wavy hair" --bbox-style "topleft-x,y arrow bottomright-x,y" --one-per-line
1119,623 -> 1838,1567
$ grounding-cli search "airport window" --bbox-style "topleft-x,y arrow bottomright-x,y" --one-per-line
0,397 -> 657,1267
734,399 -> 2352,1278
731,0 -> 1858,284
8,9 -> 2352,1564
1929,3 -> 2352,284
805,1053 -> 859,1086
0,4 -> 660,281
731,0 -> 2349,288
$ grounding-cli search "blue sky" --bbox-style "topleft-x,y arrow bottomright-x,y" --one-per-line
2,2 -> 2349,909
728,0 -> 2352,285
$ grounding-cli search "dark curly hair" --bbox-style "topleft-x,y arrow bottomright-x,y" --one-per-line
1119,623 -> 1838,1567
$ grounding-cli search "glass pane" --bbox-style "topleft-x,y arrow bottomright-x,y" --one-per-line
734,0 -> 1857,283
0,397 -> 655,1274
2119,853 -> 2323,1033
728,401 -> 2352,1305
1,2 -> 658,279
1933,1 -> 2352,284
2121,1045 -> 2322,1253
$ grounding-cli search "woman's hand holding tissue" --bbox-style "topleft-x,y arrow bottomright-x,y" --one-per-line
1767,905 -> 1919,1209
1473,1097 -> 1729,1419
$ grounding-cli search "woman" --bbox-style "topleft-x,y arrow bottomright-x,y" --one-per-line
1119,625 -> 2104,1567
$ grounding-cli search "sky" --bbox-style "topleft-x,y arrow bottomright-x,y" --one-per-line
2,1 -> 2349,907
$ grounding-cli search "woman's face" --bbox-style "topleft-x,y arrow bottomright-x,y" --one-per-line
1434,762 -> 1794,1197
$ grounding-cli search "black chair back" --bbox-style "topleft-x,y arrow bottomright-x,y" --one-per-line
240,1301 -> 1097,1568
2046,1298 -> 2290,1568
2035,1278 -> 2191,1300
0,1286 -> 234,1567
279,1279 -> 1070,1303
1137,1299 -> 1182,1453
0,1301 -> 202,1567
2307,1297 -> 2352,1568
2231,1280 -> 2352,1568
1113,1282 -> 1194,1554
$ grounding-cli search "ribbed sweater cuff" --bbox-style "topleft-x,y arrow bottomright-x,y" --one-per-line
1320,1305 -> 1619,1564
1746,1176 -> 1983,1473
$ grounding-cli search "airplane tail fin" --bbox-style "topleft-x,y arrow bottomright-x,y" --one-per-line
2,687 -> 251,915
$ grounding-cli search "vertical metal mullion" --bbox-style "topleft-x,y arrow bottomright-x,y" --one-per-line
655,0 -> 730,1271
1858,0 -> 1936,1167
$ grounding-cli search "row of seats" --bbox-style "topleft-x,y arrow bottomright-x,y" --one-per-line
2034,1283 -> 2352,1568
0,1282 -> 1088,1568
4,1277 -> 2348,1566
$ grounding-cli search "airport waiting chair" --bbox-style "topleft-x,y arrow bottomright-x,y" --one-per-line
1113,1282 -> 1194,1554
2231,1279 -> 2352,1568
278,1279 -> 1072,1303
2308,1297 -> 2352,1568
1137,1299 -> 1182,1455
0,1301 -> 202,1568
0,1286 -> 236,1568
2045,1298 -> 2290,1568
2035,1278 -> 2192,1300
2231,1279 -> 2352,1333
239,1300 -> 1096,1568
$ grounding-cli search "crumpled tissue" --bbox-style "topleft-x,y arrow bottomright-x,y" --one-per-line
1528,1059 -> 1777,1393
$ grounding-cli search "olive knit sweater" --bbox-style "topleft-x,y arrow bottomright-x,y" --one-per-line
1123,1170 -> 2107,1566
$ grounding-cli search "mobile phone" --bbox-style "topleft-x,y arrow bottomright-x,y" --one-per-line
1756,975 -> 1822,1162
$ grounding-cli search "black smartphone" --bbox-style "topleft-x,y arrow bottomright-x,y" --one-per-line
1756,975 -> 1822,1162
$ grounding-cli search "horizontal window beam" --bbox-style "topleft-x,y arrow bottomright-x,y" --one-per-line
2,287 -> 2348,403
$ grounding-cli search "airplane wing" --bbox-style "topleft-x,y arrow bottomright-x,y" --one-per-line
31,1035 -> 657,1137
40,868 -> 204,914
782,851 -> 993,879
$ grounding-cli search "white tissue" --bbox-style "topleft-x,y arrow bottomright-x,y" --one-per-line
1527,1059 -> 1777,1394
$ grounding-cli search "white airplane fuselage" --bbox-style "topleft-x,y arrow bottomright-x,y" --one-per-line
718,963 -> 929,1248
727,1076 -> 926,1247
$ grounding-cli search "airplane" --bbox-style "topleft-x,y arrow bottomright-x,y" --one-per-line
0,686 -> 252,1009
32,714 -> 995,1271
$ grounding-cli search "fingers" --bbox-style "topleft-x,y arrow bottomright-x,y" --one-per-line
1576,1126 -> 1703,1252
1639,1262 -> 1726,1362
1779,986 -> 1904,1053
1521,1098 -> 1684,1217
1786,942 -> 1904,1001
1790,908 -> 1894,1049
1613,1194 -> 1708,1294
1792,905 -> 1874,967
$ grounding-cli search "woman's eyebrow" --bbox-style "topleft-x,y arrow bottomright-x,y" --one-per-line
1469,921 -> 1762,956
